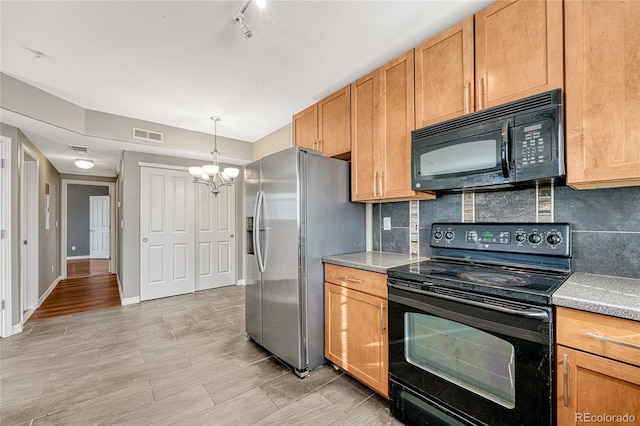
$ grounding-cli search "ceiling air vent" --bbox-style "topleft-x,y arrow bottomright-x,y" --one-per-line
132,127 -> 164,143
69,145 -> 89,154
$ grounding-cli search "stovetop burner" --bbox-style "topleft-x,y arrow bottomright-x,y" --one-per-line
458,271 -> 531,287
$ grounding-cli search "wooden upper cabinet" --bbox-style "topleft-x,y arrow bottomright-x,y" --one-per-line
565,0 -> 640,189
351,69 -> 379,202
475,0 -> 564,109
415,17 -> 475,127
293,86 -> 351,158
351,51 -> 434,202
318,86 -> 351,158
293,104 -> 318,151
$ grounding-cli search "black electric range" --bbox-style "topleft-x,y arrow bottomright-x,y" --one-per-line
387,222 -> 572,305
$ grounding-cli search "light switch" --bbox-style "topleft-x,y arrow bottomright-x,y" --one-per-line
383,217 -> 391,230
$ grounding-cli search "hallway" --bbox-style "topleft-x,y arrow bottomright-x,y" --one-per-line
27,259 -> 119,323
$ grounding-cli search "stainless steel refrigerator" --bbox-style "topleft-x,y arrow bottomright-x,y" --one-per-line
244,147 -> 365,377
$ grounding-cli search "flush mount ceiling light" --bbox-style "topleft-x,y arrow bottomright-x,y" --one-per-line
74,159 -> 94,169
233,0 -> 265,39
189,117 -> 240,196
69,145 -> 95,170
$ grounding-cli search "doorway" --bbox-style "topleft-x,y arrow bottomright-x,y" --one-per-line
20,145 -> 39,322
1,136 -> 12,336
61,180 -> 116,279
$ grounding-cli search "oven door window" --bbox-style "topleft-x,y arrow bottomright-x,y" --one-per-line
417,138 -> 499,178
405,312 -> 515,409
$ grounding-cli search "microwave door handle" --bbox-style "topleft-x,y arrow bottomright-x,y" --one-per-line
501,120 -> 511,178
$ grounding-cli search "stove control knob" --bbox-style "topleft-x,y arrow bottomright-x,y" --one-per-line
445,231 -> 455,240
433,230 -> 443,240
528,233 -> 542,244
515,233 -> 526,243
547,233 -> 562,245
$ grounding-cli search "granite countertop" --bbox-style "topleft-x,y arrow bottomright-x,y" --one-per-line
553,272 -> 640,321
323,251 -> 427,274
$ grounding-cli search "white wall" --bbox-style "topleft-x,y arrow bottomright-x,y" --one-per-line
252,123 -> 292,160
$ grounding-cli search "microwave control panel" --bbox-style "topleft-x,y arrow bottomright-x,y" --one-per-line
515,121 -> 552,169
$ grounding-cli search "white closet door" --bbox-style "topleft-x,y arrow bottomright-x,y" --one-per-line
89,195 -> 110,259
196,183 -> 236,290
140,166 -> 195,301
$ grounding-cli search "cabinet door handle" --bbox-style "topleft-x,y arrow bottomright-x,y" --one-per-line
478,77 -> 485,110
380,303 -> 385,335
562,353 -> 569,407
379,172 -> 385,197
373,172 -> 378,197
340,275 -> 362,284
464,81 -> 471,114
586,332 -> 640,350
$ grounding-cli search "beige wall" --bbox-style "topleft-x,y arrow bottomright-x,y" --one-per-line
252,123 -> 292,160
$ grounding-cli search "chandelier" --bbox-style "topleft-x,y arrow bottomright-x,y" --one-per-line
188,116 -> 240,196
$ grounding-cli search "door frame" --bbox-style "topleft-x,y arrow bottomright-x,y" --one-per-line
20,144 -> 39,323
61,180 -> 116,279
1,136 -> 12,337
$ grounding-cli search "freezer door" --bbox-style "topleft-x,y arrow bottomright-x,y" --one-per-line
244,160 -> 262,345
259,149 -> 304,370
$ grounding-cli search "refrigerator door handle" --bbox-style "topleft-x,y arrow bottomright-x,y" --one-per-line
254,190 -> 266,272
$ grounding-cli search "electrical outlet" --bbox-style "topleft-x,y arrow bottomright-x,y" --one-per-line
51,265 -> 54,272
383,217 -> 391,231
72,246 -> 76,251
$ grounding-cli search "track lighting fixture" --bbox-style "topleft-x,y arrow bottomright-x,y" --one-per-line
236,13 -> 252,39
233,0 -> 264,39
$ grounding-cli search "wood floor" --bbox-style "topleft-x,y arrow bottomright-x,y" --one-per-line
27,259 -> 120,323
1,285 -> 399,425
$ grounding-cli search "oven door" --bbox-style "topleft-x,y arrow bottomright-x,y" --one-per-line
388,280 -> 553,426
411,119 -> 514,192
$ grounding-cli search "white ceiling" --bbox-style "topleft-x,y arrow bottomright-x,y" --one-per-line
1,0 -> 493,176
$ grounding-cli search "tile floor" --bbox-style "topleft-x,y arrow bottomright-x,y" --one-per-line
1,285 -> 402,425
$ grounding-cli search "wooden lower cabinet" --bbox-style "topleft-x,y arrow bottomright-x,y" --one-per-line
556,346 -> 640,425
324,265 -> 388,398
555,307 -> 640,425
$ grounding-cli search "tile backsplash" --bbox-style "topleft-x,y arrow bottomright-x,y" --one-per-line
372,184 -> 640,279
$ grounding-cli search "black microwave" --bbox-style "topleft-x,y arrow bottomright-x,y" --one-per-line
412,89 -> 564,192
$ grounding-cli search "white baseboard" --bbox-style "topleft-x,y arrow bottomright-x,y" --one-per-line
66,255 -> 90,260
39,276 -> 61,306
11,323 -> 23,336
23,309 -> 34,322
117,275 -> 140,305
237,279 -> 246,286
121,296 -> 140,305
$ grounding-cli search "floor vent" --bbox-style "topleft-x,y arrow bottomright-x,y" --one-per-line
132,127 -> 164,143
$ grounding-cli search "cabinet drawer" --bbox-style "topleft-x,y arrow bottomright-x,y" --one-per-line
324,264 -> 387,299
556,307 -> 640,367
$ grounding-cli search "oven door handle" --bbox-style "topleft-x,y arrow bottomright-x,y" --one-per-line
388,282 -> 550,320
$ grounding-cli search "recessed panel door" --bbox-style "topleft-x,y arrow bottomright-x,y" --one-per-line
196,183 -> 236,290
89,195 -> 110,259
140,166 -> 195,301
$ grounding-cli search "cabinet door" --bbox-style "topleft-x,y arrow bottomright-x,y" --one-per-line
351,69 -> 380,202
565,0 -> 640,189
325,283 -> 388,397
293,104 -> 318,150
380,51 -> 434,201
556,345 -> 640,426
475,0 -> 563,109
415,17 -> 474,127
318,86 -> 351,158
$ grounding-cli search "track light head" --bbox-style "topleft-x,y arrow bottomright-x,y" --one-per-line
233,10 -> 253,40
240,22 -> 252,39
